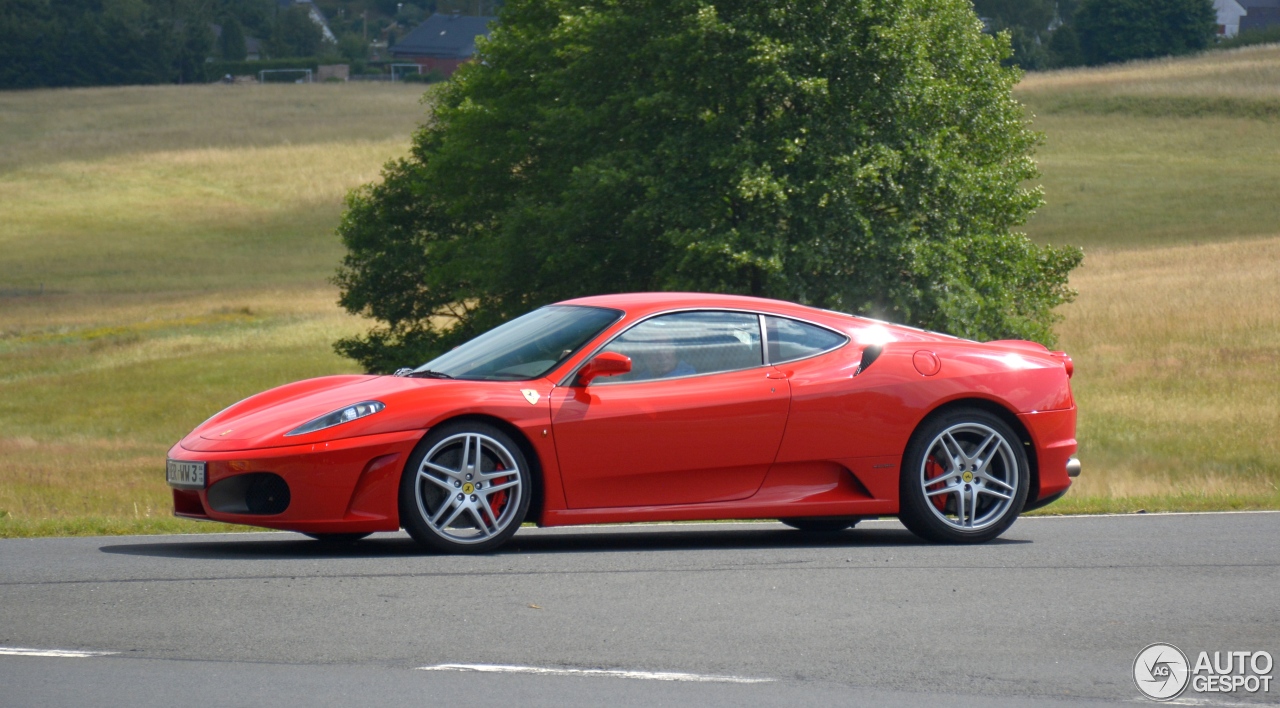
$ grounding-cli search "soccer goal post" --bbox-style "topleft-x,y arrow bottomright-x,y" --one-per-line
390,63 -> 424,81
258,69 -> 314,84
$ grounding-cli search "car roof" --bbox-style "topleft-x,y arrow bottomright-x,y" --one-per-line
559,292 -> 846,322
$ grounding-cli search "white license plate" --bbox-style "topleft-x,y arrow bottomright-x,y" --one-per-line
166,460 -> 206,489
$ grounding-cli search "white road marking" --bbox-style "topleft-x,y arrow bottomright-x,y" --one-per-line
418,663 -> 774,684
0,647 -> 117,658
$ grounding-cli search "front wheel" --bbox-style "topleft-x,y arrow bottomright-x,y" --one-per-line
898,409 -> 1029,544
399,422 -> 531,554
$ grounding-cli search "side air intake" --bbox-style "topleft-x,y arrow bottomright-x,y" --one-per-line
855,345 -> 883,376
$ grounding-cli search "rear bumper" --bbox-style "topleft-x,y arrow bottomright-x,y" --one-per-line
166,429 -> 424,533
1018,407 -> 1077,505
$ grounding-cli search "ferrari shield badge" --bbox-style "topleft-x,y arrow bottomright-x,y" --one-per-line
521,389 -> 541,405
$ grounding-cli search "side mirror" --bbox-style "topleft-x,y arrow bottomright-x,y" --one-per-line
576,352 -> 632,386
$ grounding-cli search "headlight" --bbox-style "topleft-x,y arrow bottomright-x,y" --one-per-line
286,401 -> 385,437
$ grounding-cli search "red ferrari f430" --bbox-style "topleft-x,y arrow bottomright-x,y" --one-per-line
167,293 -> 1079,552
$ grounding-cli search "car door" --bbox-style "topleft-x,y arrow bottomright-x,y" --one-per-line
550,311 -> 791,509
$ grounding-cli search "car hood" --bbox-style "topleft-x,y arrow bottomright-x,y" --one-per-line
180,374 -> 442,452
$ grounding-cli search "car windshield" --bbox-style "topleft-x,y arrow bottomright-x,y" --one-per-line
414,305 -> 622,381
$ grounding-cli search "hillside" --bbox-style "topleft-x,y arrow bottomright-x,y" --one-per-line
1017,46 -> 1280,512
1018,44 -> 1280,248
1,52 -> 1278,535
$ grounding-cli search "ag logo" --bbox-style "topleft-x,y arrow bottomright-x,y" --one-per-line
1134,643 -> 1190,701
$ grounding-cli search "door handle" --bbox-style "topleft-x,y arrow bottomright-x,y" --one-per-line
765,371 -> 788,380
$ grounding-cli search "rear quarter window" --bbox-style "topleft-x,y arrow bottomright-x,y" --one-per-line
765,316 -> 848,364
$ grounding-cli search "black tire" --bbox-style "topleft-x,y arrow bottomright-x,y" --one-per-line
303,532 -> 372,544
399,421 -> 531,554
779,517 -> 860,533
898,408 -> 1029,544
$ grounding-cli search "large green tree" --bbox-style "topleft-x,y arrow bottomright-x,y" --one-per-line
335,0 -> 1082,373
1076,0 -> 1216,66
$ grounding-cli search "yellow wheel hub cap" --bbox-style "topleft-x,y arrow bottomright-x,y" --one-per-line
962,471 -> 974,483
462,482 -> 475,494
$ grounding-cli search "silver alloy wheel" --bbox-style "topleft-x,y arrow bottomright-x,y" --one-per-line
919,422 -> 1018,532
414,432 -> 523,545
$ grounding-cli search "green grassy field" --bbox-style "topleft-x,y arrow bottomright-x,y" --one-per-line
1019,45 -> 1280,249
1,51 -> 1278,536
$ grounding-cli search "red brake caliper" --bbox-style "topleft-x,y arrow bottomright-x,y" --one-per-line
924,458 -> 948,512
488,461 -> 509,520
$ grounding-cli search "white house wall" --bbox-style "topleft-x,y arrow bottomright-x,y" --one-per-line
1216,0 -> 1246,36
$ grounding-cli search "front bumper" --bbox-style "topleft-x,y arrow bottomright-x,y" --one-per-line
167,429 -> 424,534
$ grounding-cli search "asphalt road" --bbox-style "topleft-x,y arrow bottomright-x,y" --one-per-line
2,513 -> 1278,707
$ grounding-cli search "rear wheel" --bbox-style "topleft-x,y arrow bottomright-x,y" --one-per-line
399,422 -> 530,554
779,517 -> 859,533
898,408 -> 1028,544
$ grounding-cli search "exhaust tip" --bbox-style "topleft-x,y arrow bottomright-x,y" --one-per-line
1066,457 -> 1082,478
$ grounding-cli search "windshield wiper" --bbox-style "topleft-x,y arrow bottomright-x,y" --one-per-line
398,368 -> 453,379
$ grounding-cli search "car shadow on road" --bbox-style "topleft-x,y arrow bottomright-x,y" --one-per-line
99,524 -> 1028,561
99,535 -> 428,560
504,526 -> 1030,555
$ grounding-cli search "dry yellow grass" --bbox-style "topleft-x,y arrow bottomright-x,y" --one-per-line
0,288 -> 365,536
0,83 -> 430,170
1018,44 -> 1280,99
1042,236 -> 1280,513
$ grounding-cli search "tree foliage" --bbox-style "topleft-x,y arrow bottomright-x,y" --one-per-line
216,0 -> 275,38
270,4 -> 325,58
220,15 -> 247,61
335,0 -> 1082,373
0,0 -> 215,88
973,0 -> 1055,69
1076,0 -> 1216,66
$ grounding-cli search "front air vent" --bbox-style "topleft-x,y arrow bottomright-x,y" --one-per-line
208,473 -> 291,516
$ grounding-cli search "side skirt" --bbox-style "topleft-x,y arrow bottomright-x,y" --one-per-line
539,499 -> 897,527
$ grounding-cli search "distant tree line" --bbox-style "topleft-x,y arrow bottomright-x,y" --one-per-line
0,0 -> 506,89
0,0 -> 1219,89
974,0 -> 1217,70
0,0 -> 320,88
0,0 -> 217,88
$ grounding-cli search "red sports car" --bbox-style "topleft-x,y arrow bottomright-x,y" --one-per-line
167,292 -> 1079,552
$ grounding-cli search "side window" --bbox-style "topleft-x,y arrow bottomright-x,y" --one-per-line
600,311 -> 763,383
765,316 -> 847,364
